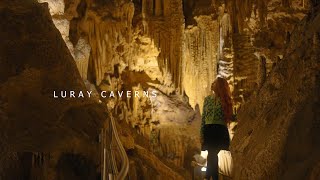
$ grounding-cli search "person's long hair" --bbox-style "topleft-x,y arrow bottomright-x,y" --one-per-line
211,77 -> 232,123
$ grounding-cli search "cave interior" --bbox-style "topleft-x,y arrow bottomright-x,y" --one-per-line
0,0 -> 319,179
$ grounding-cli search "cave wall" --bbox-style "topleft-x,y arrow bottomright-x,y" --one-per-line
0,1 -> 107,179
231,4 -> 320,179
230,0 -> 308,109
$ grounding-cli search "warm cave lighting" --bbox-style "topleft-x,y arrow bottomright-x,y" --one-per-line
201,150 -> 208,159
201,167 -> 207,172
200,150 -> 208,171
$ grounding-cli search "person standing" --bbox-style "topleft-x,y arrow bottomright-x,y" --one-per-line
200,77 -> 232,180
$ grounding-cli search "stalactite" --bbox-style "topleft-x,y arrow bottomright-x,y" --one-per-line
182,16 -> 219,112
228,0 -> 268,32
142,0 -> 184,92
155,0 -> 162,16
83,1 -> 135,85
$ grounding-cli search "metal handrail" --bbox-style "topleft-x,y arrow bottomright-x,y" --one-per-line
102,112 -> 129,180
110,114 -> 129,180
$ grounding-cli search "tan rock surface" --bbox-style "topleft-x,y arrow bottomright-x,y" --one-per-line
231,6 -> 320,179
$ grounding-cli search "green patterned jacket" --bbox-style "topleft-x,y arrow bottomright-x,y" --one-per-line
200,94 -> 225,139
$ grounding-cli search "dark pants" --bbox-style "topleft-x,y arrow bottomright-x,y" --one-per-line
206,148 -> 220,180
202,124 -> 230,180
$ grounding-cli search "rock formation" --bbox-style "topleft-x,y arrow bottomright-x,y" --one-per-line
0,1 -> 105,179
231,3 -> 320,179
